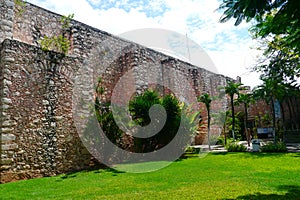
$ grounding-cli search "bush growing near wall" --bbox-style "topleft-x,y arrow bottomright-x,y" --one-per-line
260,142 -> 287,152
215,136 -> 225,146
95,98 -> 125,148
129,90 -> 181,153
94,89 -> 184,153
184,146 -> 200,155
226,142 -> 247,152
94,89 -> 196,154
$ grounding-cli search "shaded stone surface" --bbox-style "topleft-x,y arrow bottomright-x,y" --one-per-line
0,0 -> 231,183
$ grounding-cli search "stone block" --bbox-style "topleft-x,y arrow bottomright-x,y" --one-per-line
1,133 -> 16,141
3,56 -> 14,62
4,0 -> 15,7
1,143 -> 18,151
1,127 -> 14,133
42,100 -> 49,106
0,165 -> 11,170
1,158 -> 13,165
17,150 -> 25,154
3,79 -> 12,86
2,120 -> 17,127
1,19 -> 13,27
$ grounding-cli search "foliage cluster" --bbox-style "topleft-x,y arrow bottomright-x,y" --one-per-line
226,142 -> 247,152
128,90 -> 182,153
218,0 -> 300,143
215,136 -> 225,146
40,35 -> 70,55
95,86 -> 198,153
39,14 -> 74,55
260,142 -> 287,152
218,0 -> 300,53
14,0 -> 26,16
215,136 -> 235,146
184,146 -> 200,154
95,100 -> 123,146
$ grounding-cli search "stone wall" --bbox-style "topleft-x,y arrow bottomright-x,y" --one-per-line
0,0 -> 14,43
0,0 -> 229,183
0,39 -> 95,183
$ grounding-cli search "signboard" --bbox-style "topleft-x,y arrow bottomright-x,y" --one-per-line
274,99 -> 281,119
257,127 -> 274,134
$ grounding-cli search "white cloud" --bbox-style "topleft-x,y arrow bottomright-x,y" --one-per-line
95,8 -> 162,34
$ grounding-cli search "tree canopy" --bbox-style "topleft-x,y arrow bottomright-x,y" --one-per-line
218,0 -> 300,50
218,0 -> 300,87
219,0 -> 300,142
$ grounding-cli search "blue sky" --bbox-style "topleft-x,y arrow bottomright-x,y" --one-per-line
27,0 -> 261,88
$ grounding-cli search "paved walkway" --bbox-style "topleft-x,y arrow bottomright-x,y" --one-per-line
286,143 -> 300,152
191,141 -> 300,152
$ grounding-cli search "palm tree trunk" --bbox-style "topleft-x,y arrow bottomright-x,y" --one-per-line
224,125 -> 227,145
208,109 -> 211,151
231,95 -> 235,140
292,97 -> 300,129
280,101 -> 286,141
244,103 -> 250,147
271,97 -> 276,143
287,98 -> 293,129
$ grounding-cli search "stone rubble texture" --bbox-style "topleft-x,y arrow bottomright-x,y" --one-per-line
0,0 -> 231,183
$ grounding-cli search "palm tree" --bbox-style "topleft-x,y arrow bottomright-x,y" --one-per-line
198,93 -> 212,151
224,80 -> 243,140
253,77 -> 286,142
236,93 -> 254,146
212,111 -> 229,145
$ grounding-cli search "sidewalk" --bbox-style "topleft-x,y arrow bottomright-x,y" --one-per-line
191,141 -> 300,152
286,143 -> 300,152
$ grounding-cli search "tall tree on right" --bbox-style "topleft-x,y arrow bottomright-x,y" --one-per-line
252,77 -> 287,142
218,0 -> 300,86
218,0 -> 300,140
218,0 -> 300,52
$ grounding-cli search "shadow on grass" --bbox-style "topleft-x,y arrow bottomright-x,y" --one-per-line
97,167 -> 125,176
291,153 -> 300,158
175,153 -> 200,162
224,185 -> 300,200
57,164 -> 125,181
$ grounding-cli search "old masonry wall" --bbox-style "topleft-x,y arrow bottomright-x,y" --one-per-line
0,0 -> 229,183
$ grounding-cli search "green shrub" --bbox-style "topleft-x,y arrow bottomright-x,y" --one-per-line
40,35 -> 70,55
215,136 -> 225,146
260,142 -> 287,152
185,146 -> 200,154
95,99 -> 123,146
39,14 -> 74,55
128,90 -> 181,153
226,142 -> 247,152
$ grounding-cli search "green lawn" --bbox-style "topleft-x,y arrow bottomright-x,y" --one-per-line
1,152 -> 300,199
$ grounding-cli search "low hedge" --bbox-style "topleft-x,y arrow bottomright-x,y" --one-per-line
260,142 -> 287,152
226,142 -> 247,152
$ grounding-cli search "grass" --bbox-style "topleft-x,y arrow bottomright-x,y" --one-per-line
1,152 -> 300,199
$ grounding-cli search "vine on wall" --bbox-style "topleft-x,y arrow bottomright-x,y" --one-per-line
39,14 -> 74,55
14,0 -> 26,17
